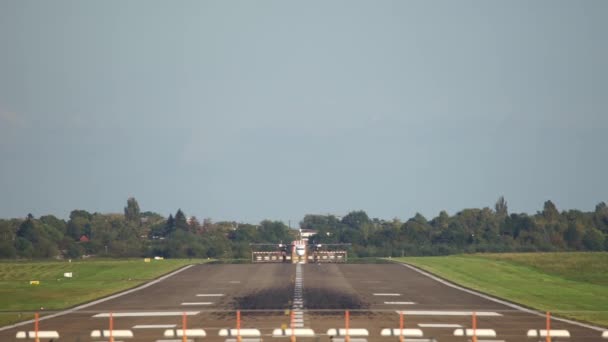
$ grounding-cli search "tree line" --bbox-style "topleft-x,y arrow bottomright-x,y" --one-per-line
0,197 -> 607,259
305,197 -> 608,256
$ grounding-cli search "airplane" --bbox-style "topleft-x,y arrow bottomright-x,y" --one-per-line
250,240 -> 350,264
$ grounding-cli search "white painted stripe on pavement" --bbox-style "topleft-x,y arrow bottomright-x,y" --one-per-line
133,325 -> 176,329
454,329 -> 496,337
380,328 -> 424,337
196,294 -> 224,297
398,262 -> 606,332
181,302 -> 213,305
384,301 -> 415,305
396,310 -> 501,316
272,328 -> 315,337
219,328 -> 261,337
527,329 -> 570,338
91,329 -> 134,338
373,293 -> 401,296
16,331 -> 60,339
94,311 -> 199,317
418,324 -> 462,328
0,265 -> 195,332
327,328 -> 369,336
164,329 -> 206,337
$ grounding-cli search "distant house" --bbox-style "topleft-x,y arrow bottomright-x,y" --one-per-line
300,229 -> 317,241
79,235 -> 90,243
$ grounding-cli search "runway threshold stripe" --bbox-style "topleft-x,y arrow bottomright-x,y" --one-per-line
94,311 -> 200,317
396,311 -> 502,316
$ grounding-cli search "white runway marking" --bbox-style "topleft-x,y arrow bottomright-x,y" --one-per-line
133,324 -> 176,329
196,294 -> 224,297
229,280 -> 241,284
91,330 -> 133,338
15,331 -> 59,339
181,302 -> 213,305
418,323 -> 462,328
384,301 -> 415,305
454,328 -> 497,337
373,293 -> 401,296
94,311 -> 200,317
395,310 -> 502,316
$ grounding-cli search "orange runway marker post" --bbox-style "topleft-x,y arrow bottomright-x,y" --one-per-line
182,312 -> 187,342
291,310 -> 296,342
472,311 -> 477,342
237,310 -> 241,342
34,312 -> 39,342
109,312 -> 114,342
546,311 -> 551,342
399,312 -> 404,342
345,310 -> 350,342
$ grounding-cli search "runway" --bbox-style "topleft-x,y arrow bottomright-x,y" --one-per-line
0,262 -> 604,341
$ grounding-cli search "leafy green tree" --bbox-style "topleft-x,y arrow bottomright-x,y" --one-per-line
495,196 -> 508,220
341,211 -> 371,229
564,223 -> 583,250
582,228 -> 605,251
124,197 -> 141,224
594,202 -> 608,233
174,209 -> 189,231
543,200 -> 560,222
0,241 -> 17,258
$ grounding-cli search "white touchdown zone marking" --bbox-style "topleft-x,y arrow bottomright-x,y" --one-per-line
94,311 -> 200,317
418,323 -> 462,328
396,310 -> 502,317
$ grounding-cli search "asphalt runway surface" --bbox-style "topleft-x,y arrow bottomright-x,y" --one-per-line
0,262 -> 605,342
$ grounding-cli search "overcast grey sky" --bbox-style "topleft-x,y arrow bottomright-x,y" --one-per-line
1,1 -> 607,223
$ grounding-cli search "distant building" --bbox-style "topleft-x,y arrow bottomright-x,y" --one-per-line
79,235 -> 90,243
300,229 -> 317,242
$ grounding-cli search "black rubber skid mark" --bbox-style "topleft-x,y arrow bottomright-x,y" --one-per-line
231,286 -> 368,311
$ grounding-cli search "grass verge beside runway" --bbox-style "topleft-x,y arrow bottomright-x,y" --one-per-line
394,252 -> 608,327
0,258 -> 206,326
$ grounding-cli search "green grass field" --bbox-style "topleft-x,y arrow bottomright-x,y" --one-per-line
0,258 -> 205,326
394,252 -> 608,327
